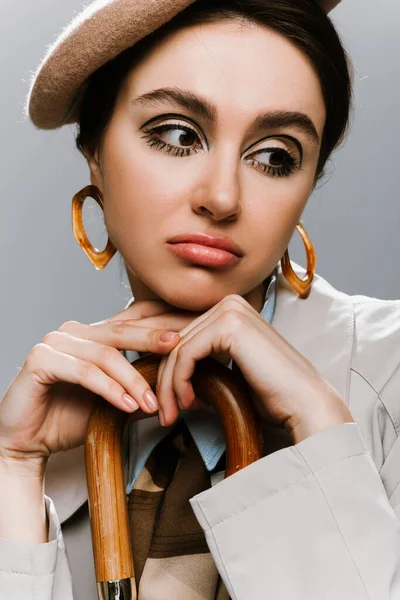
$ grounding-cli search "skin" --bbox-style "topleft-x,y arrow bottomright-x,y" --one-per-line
86,20 -> 352,434
0,20 -> 353,544
87,19 -> 325,313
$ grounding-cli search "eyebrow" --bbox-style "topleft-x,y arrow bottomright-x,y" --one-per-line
131,86 -> 320,145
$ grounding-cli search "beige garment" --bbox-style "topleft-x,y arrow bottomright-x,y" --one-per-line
1,262 -> 400,599
127,418 -> 230,600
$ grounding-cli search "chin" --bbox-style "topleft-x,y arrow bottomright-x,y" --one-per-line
158,285 -> 230,313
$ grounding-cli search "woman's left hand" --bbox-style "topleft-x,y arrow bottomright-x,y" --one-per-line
125,294 -> 354,443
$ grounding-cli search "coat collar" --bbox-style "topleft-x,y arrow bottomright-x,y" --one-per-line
45,263 -> 355,525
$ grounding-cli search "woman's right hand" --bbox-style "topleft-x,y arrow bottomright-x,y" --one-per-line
0,300 -> 182,470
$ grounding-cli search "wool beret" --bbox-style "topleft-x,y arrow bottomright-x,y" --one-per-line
26,0 -> 342,130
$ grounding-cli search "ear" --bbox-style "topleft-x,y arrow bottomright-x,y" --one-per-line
83,144 -> 105,193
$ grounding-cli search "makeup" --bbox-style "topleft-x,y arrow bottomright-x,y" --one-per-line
167,243 -> 241,268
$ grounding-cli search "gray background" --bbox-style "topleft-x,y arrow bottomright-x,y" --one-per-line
1,0 -> 399,396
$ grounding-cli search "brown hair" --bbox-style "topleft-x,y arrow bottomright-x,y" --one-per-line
76,0 -> 352,180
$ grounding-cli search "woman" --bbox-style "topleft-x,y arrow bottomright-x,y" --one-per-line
1,0 -> 400,598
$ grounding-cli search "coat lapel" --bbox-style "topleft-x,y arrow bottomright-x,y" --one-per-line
45,262 -> 355,524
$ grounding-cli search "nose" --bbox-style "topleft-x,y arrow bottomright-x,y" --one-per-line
190,148 -> 242,222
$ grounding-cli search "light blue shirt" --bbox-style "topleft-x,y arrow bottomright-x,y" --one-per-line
121,273 -> 277,494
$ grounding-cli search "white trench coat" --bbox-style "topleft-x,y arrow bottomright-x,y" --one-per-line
1,263 -> 400,599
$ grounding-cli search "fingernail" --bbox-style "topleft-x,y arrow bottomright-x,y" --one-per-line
123,394 -> 139,411
159,331 -> 179,342
159,409 -> 165,427
144,390 -> 159,411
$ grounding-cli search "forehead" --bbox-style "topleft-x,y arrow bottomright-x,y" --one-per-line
122,20 -> 326,135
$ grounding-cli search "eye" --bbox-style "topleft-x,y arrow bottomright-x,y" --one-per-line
140,122 -> 203,157
246,144 -> 301,178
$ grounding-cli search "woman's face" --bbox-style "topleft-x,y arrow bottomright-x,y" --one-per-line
88,19 -> 326,312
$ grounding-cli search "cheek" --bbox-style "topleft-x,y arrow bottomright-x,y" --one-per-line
101,122 -> 198,218
248,175 -> 312,254
100,135 -> 174,240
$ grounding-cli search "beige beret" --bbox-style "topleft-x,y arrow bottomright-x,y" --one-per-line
26,0 -> 342,130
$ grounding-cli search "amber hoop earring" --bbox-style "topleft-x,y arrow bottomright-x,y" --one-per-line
72,185 -> 117,270
280,223 -> 316,299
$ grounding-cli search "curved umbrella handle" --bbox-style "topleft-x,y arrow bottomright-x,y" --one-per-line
85,354 -> 264,600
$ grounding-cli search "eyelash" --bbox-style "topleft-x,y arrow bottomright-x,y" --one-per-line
140,124 -> 201,157
140,124 -> 301,178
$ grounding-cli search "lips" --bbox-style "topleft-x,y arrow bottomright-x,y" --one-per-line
167,232 -> 244,257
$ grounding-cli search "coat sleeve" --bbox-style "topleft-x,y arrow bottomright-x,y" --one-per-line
190,420 -> 400,600
0,495 -> 74,599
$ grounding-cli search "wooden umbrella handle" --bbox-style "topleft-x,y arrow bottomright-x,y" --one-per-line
85,353 -> 264,600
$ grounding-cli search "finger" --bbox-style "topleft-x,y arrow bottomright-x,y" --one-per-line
124,295 -> 244,339
156,354 -> 169,416
155,347 -> 181,427
143,307 -> 227,399
126,312 -> 198,332
156,343 -> 184,425
42,331 -> 166,415
92,299 -> 176,325
27,343 -> 145,414
156,303 -> 245,423
137,310 -> 215,411
158,311 -> 235,418
156,312 -> 215,422
157,305 -> 224,362
58,320 -> 180,353
130,295 -> 250,337
155,351 -> 209,419
171,326 -> 226,412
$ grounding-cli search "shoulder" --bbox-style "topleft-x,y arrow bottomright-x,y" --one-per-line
281,265 -> 400,464
350,292 -> 400,394
345,293 -> 400,467
313,268 -> 400,394
276,262 -> 400,395
310,266 -> 400,393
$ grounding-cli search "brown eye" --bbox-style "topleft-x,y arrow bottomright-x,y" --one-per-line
246,145 -> 299,178
170,127 -> 198,147
141,123 -> 203,157
151,124 -> 199,147
266,148 -> 287,167
256,147 -> 293,169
